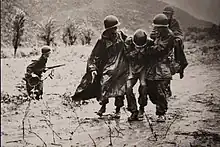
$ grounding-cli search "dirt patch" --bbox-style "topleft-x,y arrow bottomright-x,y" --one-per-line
1,43 -> 220,146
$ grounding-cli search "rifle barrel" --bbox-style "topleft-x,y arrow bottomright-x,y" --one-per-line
47,64 -> 65,69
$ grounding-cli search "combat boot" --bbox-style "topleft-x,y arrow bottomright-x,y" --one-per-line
128,111 -> 138,121
156,115 -> 166,123
97,104 -> 106,117
138,107 -> 145,119
112,107 -> 121,119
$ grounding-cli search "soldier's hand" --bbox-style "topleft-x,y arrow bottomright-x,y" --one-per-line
43,67 -> 48,73
91,71 -> 97,83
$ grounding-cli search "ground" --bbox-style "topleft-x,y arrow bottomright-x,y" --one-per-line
1,41 -> 220,147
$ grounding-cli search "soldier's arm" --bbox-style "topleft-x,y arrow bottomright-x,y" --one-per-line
87,39 -> 103,73
119,30 -> 128,41
124,37 -> 138,59
26,61 -> 37,74
25,61 -> 38,79
148,35 -> 174,55
149,27 -> 158,40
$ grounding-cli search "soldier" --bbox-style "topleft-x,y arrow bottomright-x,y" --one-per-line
146,14 -> 175,122
24,46 -> 51,100
150,6 -> 188,97
124,29 -> 154,121
72,15 -> 127,118
150,6 -> 182,41
162,5 -> 188,78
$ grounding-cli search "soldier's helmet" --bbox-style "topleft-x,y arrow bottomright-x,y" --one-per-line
163,6 -> 174,15
153,14 -> 169,27
41,46 -> 51,54
133,29 -> 148,48
104,15 -> 120,30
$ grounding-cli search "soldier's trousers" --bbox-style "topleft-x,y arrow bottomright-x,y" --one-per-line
101,95 -> 125,108
26,81 -> 43,99
126,71 -> 147,113
146,80 -> 170,115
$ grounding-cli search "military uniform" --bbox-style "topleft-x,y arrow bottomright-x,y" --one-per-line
146,30 -> 174,116
89,30 -> 127,108
150,7 -> 188,99
25,46 -> 51,100
146,14 -> 176,121
72,15 -> 128,117
124,30 -> 154,120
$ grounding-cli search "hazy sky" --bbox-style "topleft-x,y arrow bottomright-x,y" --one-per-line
161,0 -> 220,24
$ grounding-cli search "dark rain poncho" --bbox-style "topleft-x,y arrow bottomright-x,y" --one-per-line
72,31 -> 128,101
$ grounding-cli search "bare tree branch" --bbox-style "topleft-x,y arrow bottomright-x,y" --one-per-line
28,117 -> 47,146
144,113 -> 157,141
163,113 -> 180,138
29,130 -> 47,147
22,100 -> 31,141
73,111 -> 96,147
104,121 -> 113,146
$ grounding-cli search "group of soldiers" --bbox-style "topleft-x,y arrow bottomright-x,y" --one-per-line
24,6 -> 188,123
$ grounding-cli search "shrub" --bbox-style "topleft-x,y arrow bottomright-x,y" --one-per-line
37,17 -> 60,46
62,18 -> 79,46
12,11 -> 25,58
78,23 -> 95,45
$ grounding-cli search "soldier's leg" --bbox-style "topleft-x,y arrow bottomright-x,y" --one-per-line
26,82 -> 33,97
166,80 -> 172,98
36,81 -> 43,100
97,98 -> 109,117
137,71 -> 148,118
126,78 -> 138,121
112,95 -> 125,118
146,80 -> 158,105
97,77 -> 108,116
114,95 -> 124,112
155,80 -> 169,122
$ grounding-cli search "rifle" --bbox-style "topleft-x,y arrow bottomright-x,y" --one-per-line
45,64 -> 66,70
38,64 -> 66,72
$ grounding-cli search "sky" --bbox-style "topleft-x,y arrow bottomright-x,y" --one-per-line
161,0 -> 220,24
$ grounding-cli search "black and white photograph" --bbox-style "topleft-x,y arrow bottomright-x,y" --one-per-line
1,0 -> 220,146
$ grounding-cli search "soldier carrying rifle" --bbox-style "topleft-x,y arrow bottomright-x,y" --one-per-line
24,46 -> 65,100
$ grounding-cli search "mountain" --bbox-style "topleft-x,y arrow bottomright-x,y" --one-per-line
1,0 -> 214,47
161,0 -> 220,25
20,0 -> 213,31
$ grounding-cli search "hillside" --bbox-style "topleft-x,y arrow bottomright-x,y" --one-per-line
1,0 -> 213,48
21,0 -> 213,31
161,0 -> 220,25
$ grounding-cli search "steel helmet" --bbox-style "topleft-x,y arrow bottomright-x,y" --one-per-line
163,6 -> 174,15
152,13 -> 169,27
104,15 -> 120,30
133,29 -> 148,48
41,46 -> 51,54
